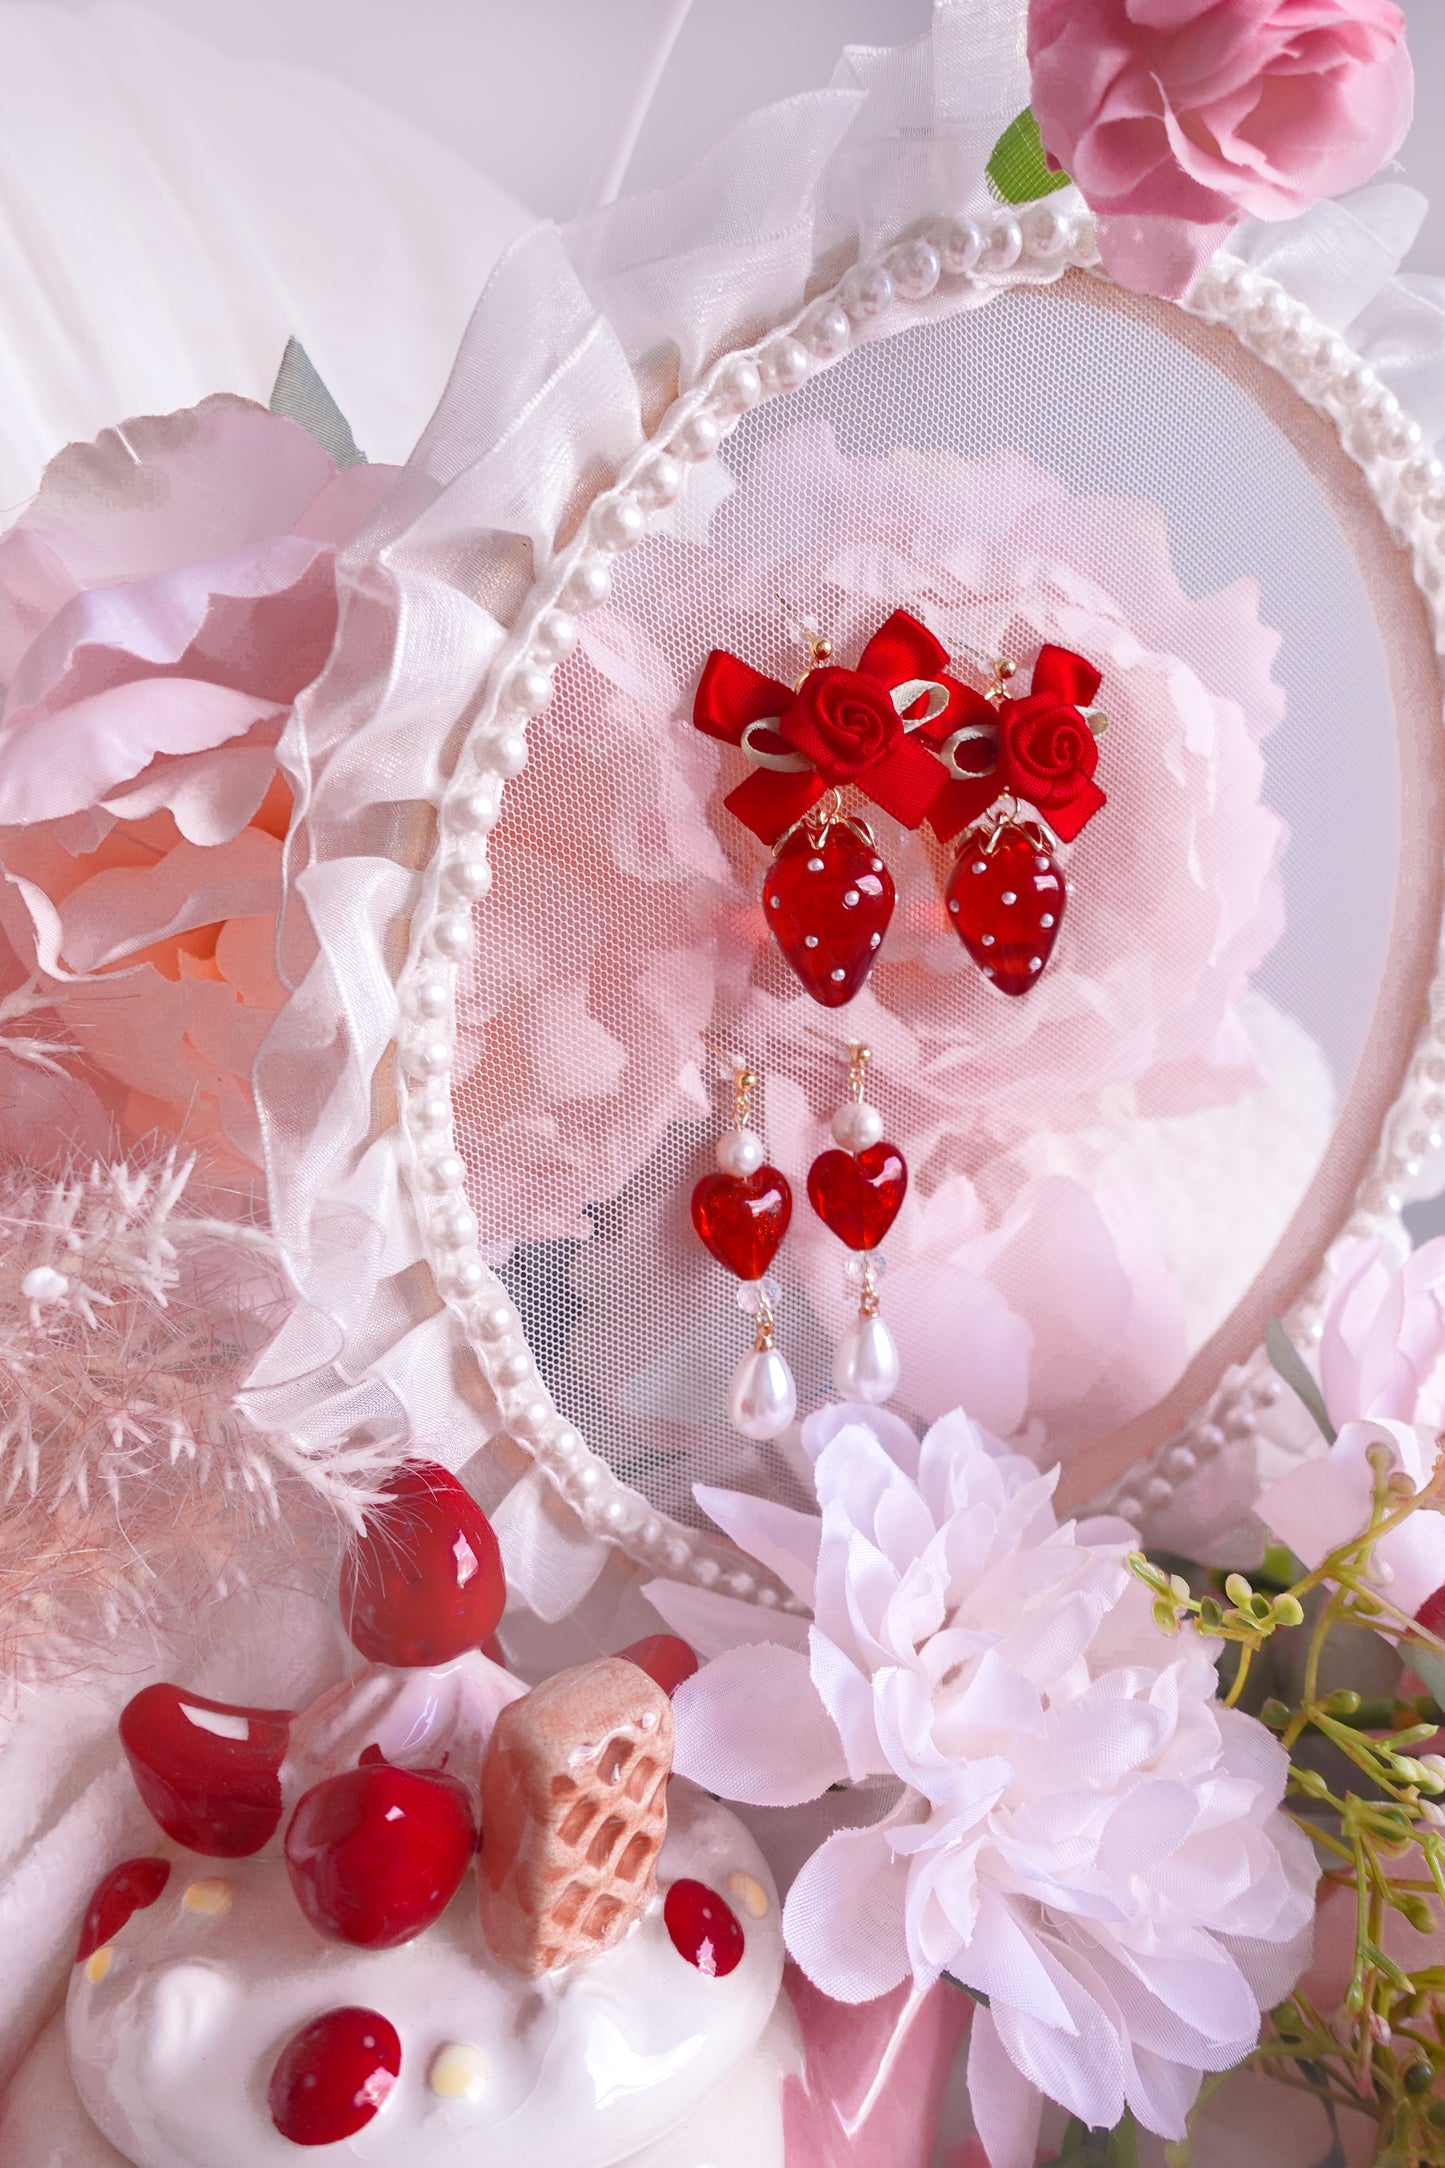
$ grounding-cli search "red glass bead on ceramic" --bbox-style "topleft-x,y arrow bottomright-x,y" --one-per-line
75,1857 -> 171,1963
945,819 -> 1065,995
284,1762 -> 477,1949
340,1458 -> 506,1668
268,2006 -> 401,2146
690,1166 -> 792,1281
762,822 -> 894,1007
806,1141 -> 907,1252
616,1633 -> 699,1697
119,1684 -> 293,1856
664,1878 -> 746,1978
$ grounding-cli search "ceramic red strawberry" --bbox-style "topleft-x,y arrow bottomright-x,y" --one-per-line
75,1858 -> 171,1963
119,1684 -> 293,1856
944,820 -> 1065,995
340,1459 -> 506,1668
806,1142 -> 907,1252
690,1166 -> 792,1280
285,1761 -> 476,1949
268,2006 -> 401,2145
616,1634 -> 699,1697
762,823 -> 893,1007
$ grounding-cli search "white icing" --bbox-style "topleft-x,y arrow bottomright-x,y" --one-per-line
63,1784 -> 786,2167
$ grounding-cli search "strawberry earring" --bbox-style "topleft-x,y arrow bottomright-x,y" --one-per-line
690,1052 -> 798,1440
806,1044 -> 906,1405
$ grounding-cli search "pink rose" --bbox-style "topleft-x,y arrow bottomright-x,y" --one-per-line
1028,0 -> 1414,297
0,394 -> 395,1174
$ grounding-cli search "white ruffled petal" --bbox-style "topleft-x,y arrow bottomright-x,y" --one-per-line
692,1483 -> 820,1607
671,1641 -> 847,1806
966,2006 -> 1043,2168
782,1818 -> 913,2005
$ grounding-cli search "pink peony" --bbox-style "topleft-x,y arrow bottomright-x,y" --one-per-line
1028,0 -> 1414,297
0,395 -> 395,1174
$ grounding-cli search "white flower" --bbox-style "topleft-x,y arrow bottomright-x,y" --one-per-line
648,1405 -> 1317,2168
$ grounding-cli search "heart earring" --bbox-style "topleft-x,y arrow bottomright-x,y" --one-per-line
805,1043 -> 906,1405
690,1051 -> 798,1441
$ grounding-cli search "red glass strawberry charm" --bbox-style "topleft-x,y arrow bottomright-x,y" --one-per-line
75,1858 -> 171,1963
268,2006 -> 401,2145
806,1140 -> 908,1253
762,817 -> 894,1007
945,817 -> 1065,995
340,1459 -> 506,1668
664,1878 -> 745,1977
285,1761 -> 476,1949
119,1684 -> 293,1856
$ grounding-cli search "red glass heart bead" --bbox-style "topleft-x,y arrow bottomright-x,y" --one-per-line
762,823 -> 894,1007
340,1459 -> 506,1668
664,1878 -> 745,1978
806,1141 -> 907,1252
75,1857 -> 171,1963
690,1166 -> 792,1281
616,1634 -> 699,1697
944,821 -> 1065,995
285,1763 -> 476,1949
119,1684 -> 293,1856
268,2006 -> 401,2146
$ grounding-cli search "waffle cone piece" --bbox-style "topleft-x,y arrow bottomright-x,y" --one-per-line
478,1656 -> 674,1976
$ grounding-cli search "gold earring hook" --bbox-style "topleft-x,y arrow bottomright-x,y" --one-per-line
802,1026 -> 872,1103
777,594 -> 834,687
698,1032 -> 756,1128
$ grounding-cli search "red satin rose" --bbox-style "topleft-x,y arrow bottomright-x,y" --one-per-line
997,693 -> 1105,842
782,668 -> 903,782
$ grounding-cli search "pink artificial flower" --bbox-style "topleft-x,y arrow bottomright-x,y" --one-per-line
1028,0 -> 1414,297
0,395 -> 395,1174
1259,1238 -> 1445,1619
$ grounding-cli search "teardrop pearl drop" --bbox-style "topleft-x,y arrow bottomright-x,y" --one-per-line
727,1347 -> 798,1440
832,1314 -> 900,1405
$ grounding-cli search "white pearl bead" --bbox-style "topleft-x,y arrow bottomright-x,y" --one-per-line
1143,1475 -> 1173,1508
830,1101 -> 884,1153
832,1314 -> 900,1405
439,1258 -> 485,1298
431,1203 -> 477,1249
429,914 -> 473,962
451,786 -> 499,833
410,978 -> 449,1019
532,608 -> 577,666
800,303 -> 850,359
503,664 -> 553,716
887,238 -> 940,299
940,219 -> 983,275
593,493 -> 645,551
761,336 -> 809,391
412,1086 -> 450,1130
715,1127 -> 765,1177
477,1302 -> 515,1341
842,262 -> 893,320
727,1346 -> 797,1440
1401,455 -> 1443,504
496,1350 -> 532,1386
418,1150 -> 465,1193
981,216 -> 1023,271
549,1427 -> 584,1465
1023,207 -> 1068,261
444,856 -> 492,901
635,450 -> 683,507
562,557 -> 612,612
671,411 -> 720,463
713,357 -> 763,412
570,1462 -> 602,1495
405,1037 -> 452,1079
490,732 -> 528,779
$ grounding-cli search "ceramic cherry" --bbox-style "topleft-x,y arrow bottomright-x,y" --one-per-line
616,1634 -> 699,1697
664,1878 -> 745,1977
75,1858 -> 171,1963
339,1459 -> 506,1668
119,1684 -> 293,1856
806,1141 -> 908,1252
285,1761 -> 477,1950
762,822 -> 894,1006
945,819 -> 1065,994
268,2006 -> 402,2145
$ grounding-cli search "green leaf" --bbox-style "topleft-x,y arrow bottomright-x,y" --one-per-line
269,338 -> 366,468
1408,1639 -> 1445,1711
1265,1317 -> 1336,1445
986,108 -> 1071,206
1047,2109 -> 1139,2165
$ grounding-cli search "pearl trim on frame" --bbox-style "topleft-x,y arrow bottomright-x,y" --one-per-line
393,205 -> 1445,1588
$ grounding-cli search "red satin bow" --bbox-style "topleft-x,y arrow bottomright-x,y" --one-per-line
692,610 -> 955,846
692,613 -> 1106,848
919,644 -> 1106,845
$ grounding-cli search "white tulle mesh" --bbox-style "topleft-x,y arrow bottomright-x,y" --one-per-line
448,277 -> 1393,1527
